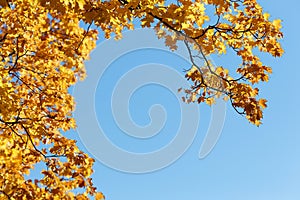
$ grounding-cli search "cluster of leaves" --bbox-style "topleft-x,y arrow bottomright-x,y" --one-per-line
0,0 -> 283,199
0,0 -> 103,199
111,0 -> 283,125
139,0 -> 283,125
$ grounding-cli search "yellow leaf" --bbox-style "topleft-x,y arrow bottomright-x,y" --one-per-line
258,99 -> 267,108
263,13 -> 270,20
272,19 -> 282,29
206,98 -> 215,106
95,192 -> 105,200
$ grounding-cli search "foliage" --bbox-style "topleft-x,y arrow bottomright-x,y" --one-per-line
0,0 -> 282,199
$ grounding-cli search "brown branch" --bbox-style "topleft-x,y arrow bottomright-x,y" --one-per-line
0,33 -> 8,43
20,124 -> 66,159
229,95 -> 246,115
75,22 -> 93,53
5,0 -> 11,8
21,124 -> 47,159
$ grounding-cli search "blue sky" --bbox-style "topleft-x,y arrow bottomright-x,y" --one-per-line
70,0 -> 300,199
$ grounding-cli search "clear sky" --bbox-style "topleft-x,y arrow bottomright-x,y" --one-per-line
70,0 -> 300,199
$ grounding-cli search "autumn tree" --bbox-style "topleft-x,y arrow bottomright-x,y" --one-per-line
0,0 -> 283,199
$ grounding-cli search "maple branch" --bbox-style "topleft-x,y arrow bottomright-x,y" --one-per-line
21,124 -> 47,159
147,6 -> 221,40
148,12 -> 181,34
10,126 -> 27,145
183,39 -> 203,76
146,9 -> 234,102
5,0 -> 11,9
150,11 -> 250,87
214,22 -> 253,35
6,36 -> 41,95
194,40 -> 229,84
192,15 -> 221,40
229,95 -> 246,115
75,22 -> 93,53
6,40 -> 43,93
183,39 -> 231,98
0,118 -> 21,125
20,124 -> 67,159
118,1 -> 261,118
0,33 -> 8,43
